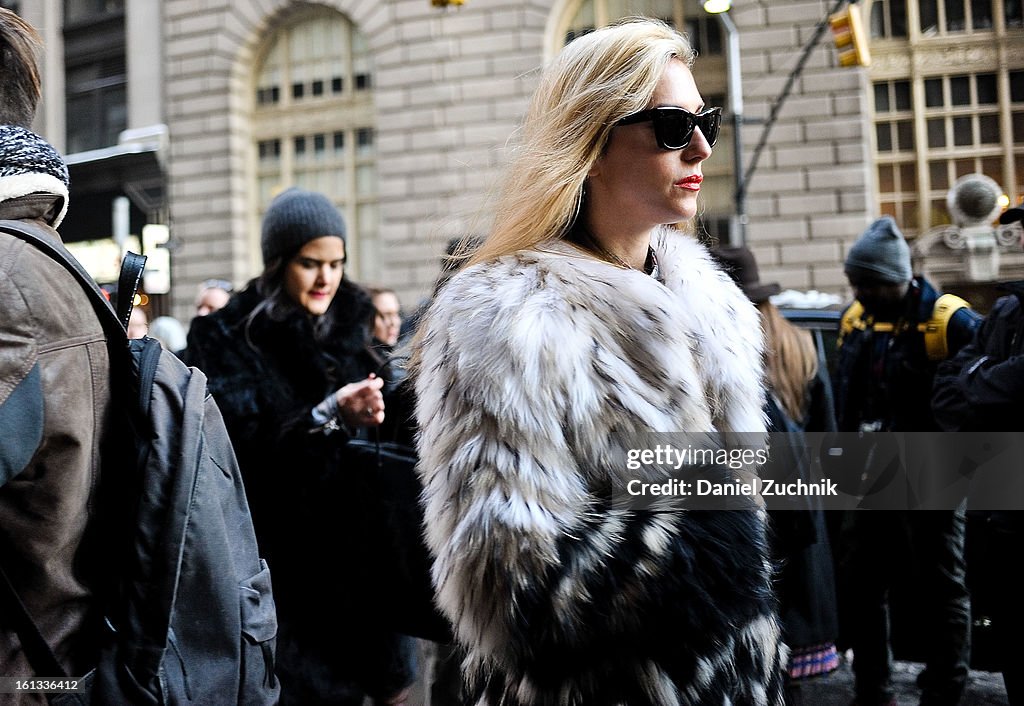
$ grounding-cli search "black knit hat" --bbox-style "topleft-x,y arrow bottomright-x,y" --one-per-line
260,187 -> 346,265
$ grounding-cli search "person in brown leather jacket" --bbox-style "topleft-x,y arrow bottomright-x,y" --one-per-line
0,8 -> 111,694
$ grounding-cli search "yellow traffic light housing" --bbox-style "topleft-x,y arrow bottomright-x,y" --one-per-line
829,4 -> 871,68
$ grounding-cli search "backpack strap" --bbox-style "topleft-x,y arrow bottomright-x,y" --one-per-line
0,560 -> 67,679
116,252 -> 147,331
839,300 -> 866,347
920,293 -> 970,361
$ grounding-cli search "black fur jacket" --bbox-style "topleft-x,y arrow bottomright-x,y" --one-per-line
415,230 -> 786,706
185,278 -> 383,593
184,279 -> 417,701
184,279 -> 378,516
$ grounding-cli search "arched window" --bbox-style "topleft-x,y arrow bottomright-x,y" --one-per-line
252,9 -> 377,278
551,0 -> 731,243
868,0 -> 1024,234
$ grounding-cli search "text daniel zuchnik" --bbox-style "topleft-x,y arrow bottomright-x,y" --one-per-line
626,477 -> 839,497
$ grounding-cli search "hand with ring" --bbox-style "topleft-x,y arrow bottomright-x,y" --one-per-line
336,374 -> 385,427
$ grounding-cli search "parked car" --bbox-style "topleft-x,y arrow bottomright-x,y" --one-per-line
779,306 -> 842,377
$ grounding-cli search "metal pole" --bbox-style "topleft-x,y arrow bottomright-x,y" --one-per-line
719,11 -> 745,247
113,195 -> 130,253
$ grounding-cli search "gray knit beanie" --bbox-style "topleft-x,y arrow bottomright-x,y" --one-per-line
260,187 -> 346,265
844,216 -> 912,284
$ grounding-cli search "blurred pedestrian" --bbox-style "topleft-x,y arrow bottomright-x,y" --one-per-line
195,278 -> 232,317
413,18 -> 785,705
369,287 -> 402,349
127,304 -> 149,339
366,286 -> 414,446
399,236 -> 481,343
185,187 -> 416,705
933,204 -> 1024,705
834,216 -> 980,706
148,315 -> 187,356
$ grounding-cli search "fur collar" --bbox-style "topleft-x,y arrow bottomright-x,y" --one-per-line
188,279 -> 376,402
0,174 -> 68,228
422,226 -> 766,438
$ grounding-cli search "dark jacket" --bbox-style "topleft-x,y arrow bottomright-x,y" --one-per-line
932,283 -> 1024,532
0,196 -> 110,695
766,369 -> 840,651
368,339 -> 416,448
834,276 -> 979,432
933,282 -> 1024,432
185,282 -> 377,554
184,280 -> 414,702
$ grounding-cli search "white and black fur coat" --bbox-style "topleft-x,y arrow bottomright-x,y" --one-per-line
415,228 -> 786,706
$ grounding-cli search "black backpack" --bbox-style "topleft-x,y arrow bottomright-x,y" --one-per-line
0,220 -> 280,705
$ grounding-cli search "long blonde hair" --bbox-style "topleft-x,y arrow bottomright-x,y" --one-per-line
467,18 -> 695,267
757,301 -> 819,422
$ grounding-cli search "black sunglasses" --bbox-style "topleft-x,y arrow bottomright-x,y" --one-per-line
615,106 -> 722,150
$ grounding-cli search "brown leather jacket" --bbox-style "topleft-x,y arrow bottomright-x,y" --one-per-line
0,194 -> 110,693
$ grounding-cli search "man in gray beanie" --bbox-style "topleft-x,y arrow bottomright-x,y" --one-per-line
845,216 -> 912,281
834,217 -> 981,706
842,216 -> 913,319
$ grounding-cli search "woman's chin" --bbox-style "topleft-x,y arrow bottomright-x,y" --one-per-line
302,299 -> 332,316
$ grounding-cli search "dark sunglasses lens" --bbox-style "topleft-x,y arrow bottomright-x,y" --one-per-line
654,110 -> 720,149
699,111 -> 721,147
653,113 -> 694,150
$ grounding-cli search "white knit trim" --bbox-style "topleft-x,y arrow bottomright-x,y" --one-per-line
0,173 -> 70,228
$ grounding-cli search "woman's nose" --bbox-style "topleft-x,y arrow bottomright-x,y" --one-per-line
684,126 -> 713,161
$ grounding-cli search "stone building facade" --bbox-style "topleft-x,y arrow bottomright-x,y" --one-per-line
159,0 -> 878,321
13,0 -> 1024,320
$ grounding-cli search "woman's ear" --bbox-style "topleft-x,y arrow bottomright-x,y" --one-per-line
588,158 -> 602,179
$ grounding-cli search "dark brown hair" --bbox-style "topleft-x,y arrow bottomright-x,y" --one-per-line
0,8 -> 42,128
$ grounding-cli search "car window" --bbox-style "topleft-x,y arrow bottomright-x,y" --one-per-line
780,308 -> 842,379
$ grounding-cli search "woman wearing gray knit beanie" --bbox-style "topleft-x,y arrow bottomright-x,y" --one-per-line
185,187 -> 418,705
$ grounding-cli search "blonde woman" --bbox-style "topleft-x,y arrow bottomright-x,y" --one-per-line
414,18 -> 785,706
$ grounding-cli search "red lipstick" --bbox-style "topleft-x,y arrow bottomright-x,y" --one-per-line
675,174 -> 703,191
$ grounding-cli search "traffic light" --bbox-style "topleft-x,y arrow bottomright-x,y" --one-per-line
431,0 -> 465,6
829,3 -> 871,68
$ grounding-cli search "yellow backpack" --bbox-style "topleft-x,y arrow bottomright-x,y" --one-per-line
839,293 -> 971,361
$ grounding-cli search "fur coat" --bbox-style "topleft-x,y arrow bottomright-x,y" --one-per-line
414,229 -> 786,706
